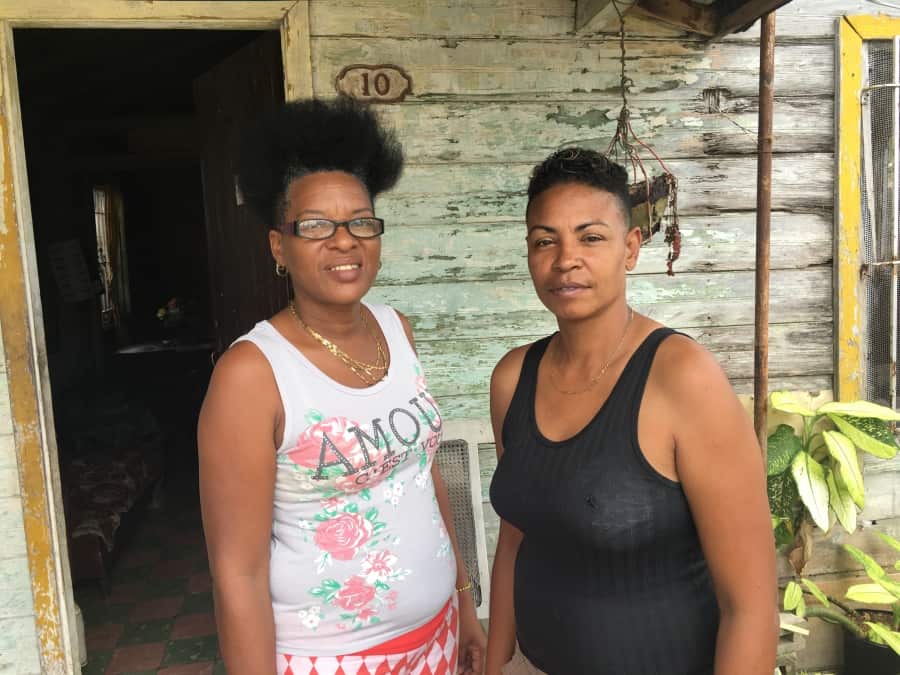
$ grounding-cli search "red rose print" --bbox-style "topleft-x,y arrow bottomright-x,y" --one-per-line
288,417 -> 393,494
288,417 -> 360,469
335,575 -> 376,611
314,512 -> 373,561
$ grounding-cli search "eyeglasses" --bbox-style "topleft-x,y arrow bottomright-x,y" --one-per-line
281,217 -> 385,240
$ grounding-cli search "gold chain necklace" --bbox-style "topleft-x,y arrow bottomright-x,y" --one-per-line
548,306 -> 635,396
289,301 -> 388,385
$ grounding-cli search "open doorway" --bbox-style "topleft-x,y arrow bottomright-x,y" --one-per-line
14,27 -> 284,673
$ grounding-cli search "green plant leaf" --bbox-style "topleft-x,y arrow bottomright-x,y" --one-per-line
844,544 -> 887,581
802,578 -> 830,607
875,576 -> 900,600
796,595 -> 807,618
771,392 -> 818,417
768,471 -> 800,521
826,470 -> 858,534
773,520 -> 796,549
791,451 -> 830,531
822,431 -> 865,507
846,583 -> 898,604
865,623 -> 900,656
827,415 -> 900,459
876,532 -> 900,554
819,401 -> 900,421
767,425 -> 803,476
784,581 -> 802,610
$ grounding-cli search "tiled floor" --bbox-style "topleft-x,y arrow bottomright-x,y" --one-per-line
75,495 -> 222,674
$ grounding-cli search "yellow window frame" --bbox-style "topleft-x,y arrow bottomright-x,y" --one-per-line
836,15 -> 900,400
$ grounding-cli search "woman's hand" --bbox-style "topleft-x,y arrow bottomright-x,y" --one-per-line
457,595 -> 487,674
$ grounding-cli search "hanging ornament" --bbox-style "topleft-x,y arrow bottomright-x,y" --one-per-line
607,0 -> 681,275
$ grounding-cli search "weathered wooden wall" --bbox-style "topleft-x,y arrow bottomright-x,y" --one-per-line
0,1 -> 898,671
309,0 -> 852,418
304,4 -> 900,669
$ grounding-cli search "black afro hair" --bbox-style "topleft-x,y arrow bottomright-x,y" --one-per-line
238,97 -> 404,229
527,147 -> 631,228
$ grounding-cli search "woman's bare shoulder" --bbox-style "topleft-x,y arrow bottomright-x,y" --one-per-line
492,342 -> 533,388
211,340 -> 275,386
651,332 -> 740,421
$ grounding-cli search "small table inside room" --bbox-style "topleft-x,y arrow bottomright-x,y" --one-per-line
113,337 -> 215,492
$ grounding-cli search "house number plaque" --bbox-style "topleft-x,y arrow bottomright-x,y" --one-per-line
335,64 -> 412,103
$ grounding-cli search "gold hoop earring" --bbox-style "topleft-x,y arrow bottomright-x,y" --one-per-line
275,263 -> 288,278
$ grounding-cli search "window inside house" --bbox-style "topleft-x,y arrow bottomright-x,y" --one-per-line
92,185 -> 129,329
861,39 -> 899,408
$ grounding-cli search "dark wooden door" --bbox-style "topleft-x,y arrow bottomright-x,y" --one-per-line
194,31 -> 288,355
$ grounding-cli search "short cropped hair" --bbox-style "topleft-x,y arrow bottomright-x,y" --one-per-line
238,97 -> 404,229
526,148 -> 632,228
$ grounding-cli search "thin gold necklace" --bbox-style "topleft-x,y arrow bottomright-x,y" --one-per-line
289,301 -> 388,385
548,306 -> 635,396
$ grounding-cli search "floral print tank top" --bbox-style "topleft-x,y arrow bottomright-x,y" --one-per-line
235,304 -> 456,656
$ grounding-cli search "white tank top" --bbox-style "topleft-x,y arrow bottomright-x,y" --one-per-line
234,303 -> 456,656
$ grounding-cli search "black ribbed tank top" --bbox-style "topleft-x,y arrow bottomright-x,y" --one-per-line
490,328 -> 719,675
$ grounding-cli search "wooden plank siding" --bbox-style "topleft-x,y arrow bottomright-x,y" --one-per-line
0,1 -> 898,669
296,0 -> 887,422
303,5 -> 900,647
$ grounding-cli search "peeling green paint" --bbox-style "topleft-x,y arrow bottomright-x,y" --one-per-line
545,107 -> 610,128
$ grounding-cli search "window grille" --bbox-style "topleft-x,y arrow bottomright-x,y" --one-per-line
861,39 -> 900,409
93,186 -> 113,319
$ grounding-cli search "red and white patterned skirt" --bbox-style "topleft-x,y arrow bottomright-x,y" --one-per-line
276,596 -> 458,675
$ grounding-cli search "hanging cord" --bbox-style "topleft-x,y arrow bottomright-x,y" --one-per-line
605,0 -> 681,274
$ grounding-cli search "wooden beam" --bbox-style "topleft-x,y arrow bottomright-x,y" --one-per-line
714,0 -> 794,38
633,0 -> 718,37
281,0 -> 313,100
0,0 -> 291,27
575,0 -> 638,33
0,20 -> 76,673
835,16 -> 865,400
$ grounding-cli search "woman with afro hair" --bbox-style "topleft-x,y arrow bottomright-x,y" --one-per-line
198,98 -> 486,674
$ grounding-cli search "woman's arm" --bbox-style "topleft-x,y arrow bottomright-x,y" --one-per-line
395,310 -> 486,673
484,348 -> 527,675
198,342 -> 280,673
656,338 -> 778,675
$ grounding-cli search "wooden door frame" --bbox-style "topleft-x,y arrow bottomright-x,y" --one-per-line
0,3 -> 311,671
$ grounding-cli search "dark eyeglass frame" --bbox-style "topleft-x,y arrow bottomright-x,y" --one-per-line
280,217 -> 386,240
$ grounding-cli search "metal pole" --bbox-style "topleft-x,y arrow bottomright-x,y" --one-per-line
754,11 -> 776,459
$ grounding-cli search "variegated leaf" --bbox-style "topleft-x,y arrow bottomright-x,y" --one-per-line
767,424 -> 803,476
826,470 -> 857,534
828,415 -> 900,460
802,578 -> 830,607
844,544 -> 887,581
771,391 -> 818,418
822,431 -> 865,507
819,400 -> 900,421
783,581 -> 802,611
846,583 -> 897,605
791,451 -> 830,531
876,532 -> 900,554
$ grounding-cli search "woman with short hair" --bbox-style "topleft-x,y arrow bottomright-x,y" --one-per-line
485,148 -> 777,675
